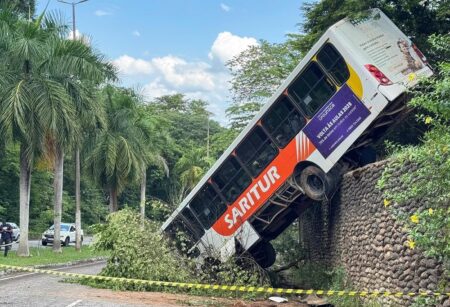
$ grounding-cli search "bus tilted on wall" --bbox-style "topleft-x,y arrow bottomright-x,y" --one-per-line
161,9 -> 433,268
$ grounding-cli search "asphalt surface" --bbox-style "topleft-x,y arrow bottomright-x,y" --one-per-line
0,261 -> 155,307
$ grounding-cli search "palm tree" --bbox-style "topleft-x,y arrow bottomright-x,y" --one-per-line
135,108 -> 170,226
0,11 -> 60,256
175,146 -> 214,198
85,86 -> 148,212
59,43 -> 115,251
44,37 -> 115,253
0,10 -> 114,254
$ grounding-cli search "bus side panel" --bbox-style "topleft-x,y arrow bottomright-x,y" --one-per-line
198,221 -> 260,262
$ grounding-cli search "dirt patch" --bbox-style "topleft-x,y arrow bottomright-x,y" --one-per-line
76,287 -> 308,306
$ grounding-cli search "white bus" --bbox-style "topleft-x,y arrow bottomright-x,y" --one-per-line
161,8 -> 433,268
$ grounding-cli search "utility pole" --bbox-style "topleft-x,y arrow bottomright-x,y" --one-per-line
57,0 -> 88,252
57,0 -> 89,40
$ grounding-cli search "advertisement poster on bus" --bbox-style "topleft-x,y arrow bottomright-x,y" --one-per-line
303,85 -> 370,158
336,9 -> 425,83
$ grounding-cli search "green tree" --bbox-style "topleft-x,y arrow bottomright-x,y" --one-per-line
294,0 -> 449,64
85,86 -> 147,213
0,11 -> 61,256
135,104 -> 169,226
44,31 -> 113,253
144,94 -> 225,208
226,41 -> 299,130
175,146 -> 213,199
227,1 -> 450,132
0,0 -> 35,18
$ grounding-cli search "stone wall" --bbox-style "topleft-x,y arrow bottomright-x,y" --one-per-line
298,160 -> 448,306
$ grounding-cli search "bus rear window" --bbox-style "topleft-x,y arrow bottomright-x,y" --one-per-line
213,157 -> 252,203
262,97 -> 306,148
288,62 -> 336,117
317,43 -> 350,85
236,126 -> 278,177
190,184 -> 227,229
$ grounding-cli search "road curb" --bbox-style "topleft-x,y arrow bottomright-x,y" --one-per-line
0,256 -> 107,277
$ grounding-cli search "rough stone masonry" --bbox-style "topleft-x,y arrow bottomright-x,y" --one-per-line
297,160 -> 449,306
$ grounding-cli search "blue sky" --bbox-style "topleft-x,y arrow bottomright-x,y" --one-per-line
37,1 -> 306,124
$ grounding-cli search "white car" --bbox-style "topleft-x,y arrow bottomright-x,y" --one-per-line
4,222 -> 20,241
41,223 -> 84,246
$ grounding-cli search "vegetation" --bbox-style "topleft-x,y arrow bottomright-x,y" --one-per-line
89,208 -> 268,295
0,2 -> 447,305
0,247 -> 108,267
379,34 -> 450,265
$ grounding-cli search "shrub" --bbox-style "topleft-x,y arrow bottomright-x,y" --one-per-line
91,208 -> 194,283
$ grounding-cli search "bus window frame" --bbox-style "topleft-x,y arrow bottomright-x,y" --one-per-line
235,125 -> 279,178
180,206 -> 205,239
261,95 -> 308,149
165,215 -> 198,252
212,155 -> 253,204
316,42 -> 350,87
286,61 -> 337,118
189,183 -> 228,230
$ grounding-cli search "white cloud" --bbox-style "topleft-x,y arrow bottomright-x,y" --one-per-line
112,31 -> 258,124
132,30 -> 141,37
220,3 -> 230,12
208,31 -> 258,64
67,30 -> 91,45
151,55 -> 215,91
113,55 -> 153,75
95,10 -> 112,17
67,29 -> 81,40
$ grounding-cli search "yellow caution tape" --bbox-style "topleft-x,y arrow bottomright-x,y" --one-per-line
0,264 -> 448,298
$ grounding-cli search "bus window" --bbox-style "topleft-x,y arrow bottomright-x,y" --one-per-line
288,62 -> 336,117
190,184 -> 227,229
181,207 -> 205,239
213,157 -> 252,203
317,43 -> 350,85
164,217 -> 197,253
236,126 -> 278,177
262,97 -> 306,148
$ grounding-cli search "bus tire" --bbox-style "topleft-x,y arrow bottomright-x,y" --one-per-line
299,165 -> 332,201
251,241 -> 276,268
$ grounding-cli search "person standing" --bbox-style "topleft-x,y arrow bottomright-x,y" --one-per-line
0,221 -> 13,257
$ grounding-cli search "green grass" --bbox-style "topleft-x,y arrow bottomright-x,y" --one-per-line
0,247 -> 109,267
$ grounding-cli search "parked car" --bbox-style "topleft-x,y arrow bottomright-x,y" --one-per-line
41,223 -> 83,246
5,222 -> 20,241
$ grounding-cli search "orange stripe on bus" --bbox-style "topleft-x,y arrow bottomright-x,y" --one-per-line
212,132 -> 314,236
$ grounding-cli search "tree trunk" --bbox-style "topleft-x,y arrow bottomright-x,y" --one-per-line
109,187 -> 118,212
53,146 -> 64,253
75,148 -> 82,251
17,144 -> 31,257
140,170 -> 146,228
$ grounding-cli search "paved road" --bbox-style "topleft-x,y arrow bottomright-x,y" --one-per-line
0,261 -> 152,307
0,261 -> 246,307
0,260 -> 306,307
10,237 -> 93,251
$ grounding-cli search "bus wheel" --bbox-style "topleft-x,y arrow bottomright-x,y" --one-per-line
251,241 -> 276,268
298,165 -> 333,201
